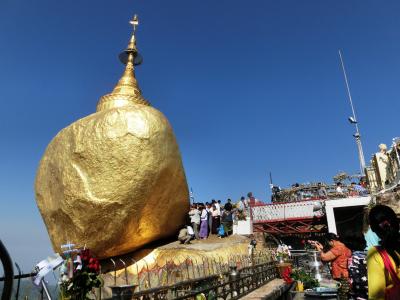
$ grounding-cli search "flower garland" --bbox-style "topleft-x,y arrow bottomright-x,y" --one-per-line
59,248 -> 103,300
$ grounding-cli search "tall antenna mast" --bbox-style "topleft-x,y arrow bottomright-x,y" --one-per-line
338,49 -> 366,174
190,187 -> 195,204
268,171 -> 273,192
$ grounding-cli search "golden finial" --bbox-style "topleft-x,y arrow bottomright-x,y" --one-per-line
127,15 -> 139,51
96,15 -> 149,111
130,14 -> 139,33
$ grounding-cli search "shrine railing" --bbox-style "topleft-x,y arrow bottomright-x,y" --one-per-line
251,200 -> 325,223
105,260 -> 279,300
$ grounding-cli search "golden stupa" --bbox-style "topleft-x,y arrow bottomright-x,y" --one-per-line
35,16 -> 189,259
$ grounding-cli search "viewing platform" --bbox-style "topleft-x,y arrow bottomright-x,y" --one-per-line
250,195 -> 371,235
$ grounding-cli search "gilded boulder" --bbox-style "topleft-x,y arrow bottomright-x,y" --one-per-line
35,25 -> 189,258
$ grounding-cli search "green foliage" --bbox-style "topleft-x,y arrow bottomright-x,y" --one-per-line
60,271 -> 103,300
59,249 -> 103,300
291,268 -> 319,289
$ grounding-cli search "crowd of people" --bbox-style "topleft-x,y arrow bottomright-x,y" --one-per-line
308,204 -> 400,300
335,181 -> 369,197
177,196 -> 400,299
272,180 -> 370,202
177,193 -> 258,244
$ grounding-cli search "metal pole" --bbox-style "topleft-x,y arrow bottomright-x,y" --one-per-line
190,187 -> 195,204
119,259 -> 128,285
15,263 -> 22,300
110,259 -> 117,286
269,172 -> 273,200
355,134 -> 366,172
130,258 -> 140,291
0,240 -> 13,300
338,49 -> 366,173
41,280 -> 52,300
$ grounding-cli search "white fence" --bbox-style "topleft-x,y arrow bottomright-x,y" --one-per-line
251,201 -> 324,222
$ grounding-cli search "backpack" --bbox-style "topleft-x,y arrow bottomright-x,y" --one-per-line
218,225 -> 225,236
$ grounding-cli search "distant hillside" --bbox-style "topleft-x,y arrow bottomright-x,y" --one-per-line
0,280 -> 58,299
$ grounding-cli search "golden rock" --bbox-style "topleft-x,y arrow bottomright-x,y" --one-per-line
35,18 -> 189,258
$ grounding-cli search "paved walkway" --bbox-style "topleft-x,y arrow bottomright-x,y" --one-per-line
241,279 -> 291,300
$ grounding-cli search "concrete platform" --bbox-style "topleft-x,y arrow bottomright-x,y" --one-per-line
240,279 -> 291,300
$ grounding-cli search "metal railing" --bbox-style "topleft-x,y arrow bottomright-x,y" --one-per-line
105,251 -> 274,292
1,251 -> 277,300
105,260 -> 278,300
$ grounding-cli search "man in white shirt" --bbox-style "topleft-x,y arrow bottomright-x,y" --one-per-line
188,204 -> 200,239
214,200 -> 221,216
237,196 -> 248,218
336,182 -> 344,194
215,200 -> 222,216
187,225 -> 194,236
238,196 -> 246,211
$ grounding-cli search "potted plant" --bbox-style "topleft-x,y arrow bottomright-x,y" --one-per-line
291,268 -> 319,291
275,244 -> 291,264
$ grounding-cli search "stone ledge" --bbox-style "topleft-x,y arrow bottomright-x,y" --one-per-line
241,279 -> 292,300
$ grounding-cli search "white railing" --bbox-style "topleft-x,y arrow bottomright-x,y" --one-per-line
251,200 -> 324,222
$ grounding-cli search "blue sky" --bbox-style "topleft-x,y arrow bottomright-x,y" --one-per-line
1,0 -> 400,269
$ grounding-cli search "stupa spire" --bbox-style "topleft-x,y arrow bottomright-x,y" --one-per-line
96,15 -> 150,112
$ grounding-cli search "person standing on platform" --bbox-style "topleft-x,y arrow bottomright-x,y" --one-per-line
247,192 -> 256,206
199,205 -> 209,239
221,208 -> 233,235
211,204 -> 220,234
217,200 -> 222,213
215,200 -> 221,223
238,196 -> 246,211
206,202 -> 212,235
188,204 -> 200,240
351,182 -> 368,196
212,199 -> 221,221
336,182 -> 345,195
317,182 -> 327,198
224,199 -> 233,212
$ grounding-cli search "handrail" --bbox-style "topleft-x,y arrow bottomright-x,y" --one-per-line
0,239 -> 14,300
0,272 -> 37,282
103,261 -> 278,300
